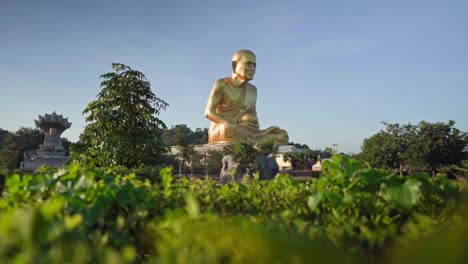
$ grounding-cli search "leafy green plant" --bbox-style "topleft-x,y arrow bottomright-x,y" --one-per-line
35,165 -> 59,175
229,139 -> 260,176
71,63 -> 169,168
0,156 -> 466,263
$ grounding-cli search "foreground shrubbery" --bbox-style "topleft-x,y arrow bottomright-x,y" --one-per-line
0,156 -> 467,263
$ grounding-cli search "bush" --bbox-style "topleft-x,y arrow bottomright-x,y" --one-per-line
35,165 -> 60,175
0,156 -> 467,263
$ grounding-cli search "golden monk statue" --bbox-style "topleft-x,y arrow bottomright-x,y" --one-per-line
204,50 -> 289,145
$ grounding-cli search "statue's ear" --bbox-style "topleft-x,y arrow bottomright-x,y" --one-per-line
231,61 -> 237,73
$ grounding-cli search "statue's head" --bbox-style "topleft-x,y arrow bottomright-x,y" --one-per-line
232,50 -> 256,81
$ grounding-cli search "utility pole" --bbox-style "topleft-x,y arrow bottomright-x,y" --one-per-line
190,155 -> 193,176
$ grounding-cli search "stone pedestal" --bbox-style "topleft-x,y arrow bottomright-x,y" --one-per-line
20,112 -> 71,172
21,149 -> 69,171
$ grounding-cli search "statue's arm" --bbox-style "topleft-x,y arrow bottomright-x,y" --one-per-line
205,79 -> 229,124
250,84 -> 258,113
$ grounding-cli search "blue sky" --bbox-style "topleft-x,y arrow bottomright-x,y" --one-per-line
1,0 -> 467,153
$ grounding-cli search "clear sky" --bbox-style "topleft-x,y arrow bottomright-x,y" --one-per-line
1,0 -> 467,153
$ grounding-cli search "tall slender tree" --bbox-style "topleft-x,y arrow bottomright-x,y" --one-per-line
71,63 -> 168,168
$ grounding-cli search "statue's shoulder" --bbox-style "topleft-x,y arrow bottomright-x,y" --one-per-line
247,83 -> 257,92
214,78 -> 230,88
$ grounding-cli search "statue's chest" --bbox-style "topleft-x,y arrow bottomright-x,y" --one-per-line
222,88 -> 255,113
224,86 -> 243,100
221,86 -> 244,105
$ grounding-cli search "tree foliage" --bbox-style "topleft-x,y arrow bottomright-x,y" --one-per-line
416,120 -> 467,171
71,63 -> 168,168
283,149 -> 328,170
221,140 -> 284,176
203,149 -> 224,175
360,120 -> 468,175
231,140 -> 260,175
360,123 -> 414,173
156,124 -> 209,175
160,125 -> 208,146
257,139 -> 280,156
287,142 -> 310,149
0,129 -> 15,174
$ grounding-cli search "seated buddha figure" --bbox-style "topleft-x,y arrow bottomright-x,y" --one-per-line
204,50 -> 288,145
41,127 -> 64,151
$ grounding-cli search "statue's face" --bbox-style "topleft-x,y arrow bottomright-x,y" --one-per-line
235,53 -> 256,81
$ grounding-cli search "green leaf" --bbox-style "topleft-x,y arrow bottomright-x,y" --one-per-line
382,178 -> 422,209
307,193 -> 323,212
64,214 -> 83,230
185,195 -> 200,218
6,174 -> 21,193
160,167 -> 173,195
359,169 -> 382,188
122,246 -> 136,262
40,198 -> 65,220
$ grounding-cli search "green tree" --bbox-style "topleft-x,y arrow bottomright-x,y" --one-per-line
161,124 -> 191,146
283,148 -> 322,170
258,139 -> 279,156
1,129 -> 15,174
4,128 -> 45,167
288,142 -> 310,149
360,122 -> 423,175
171,127 -> 195,175
192,128 -> 209,145
360,121 -> 467,176
160,124 -> 208,147
0,149 -> 16,175
12,128 -> 45,167
231,140 -> 260,176
203,149 -> 224,175
360,122 -> 419,174
61,138 -> 72,155
415,120 -> 467,176
0,127 -> 49,173
189,151 -> 205,175
360,131 -> 397,169
224,139 -> 283,175
177,145 -> 196,176
0,128 -> 12,147
72,63 -> 168,168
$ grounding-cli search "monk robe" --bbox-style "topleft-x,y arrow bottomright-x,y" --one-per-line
208,78 -> 288,145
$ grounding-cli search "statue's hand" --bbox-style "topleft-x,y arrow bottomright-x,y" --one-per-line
220,121 -> 239,134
